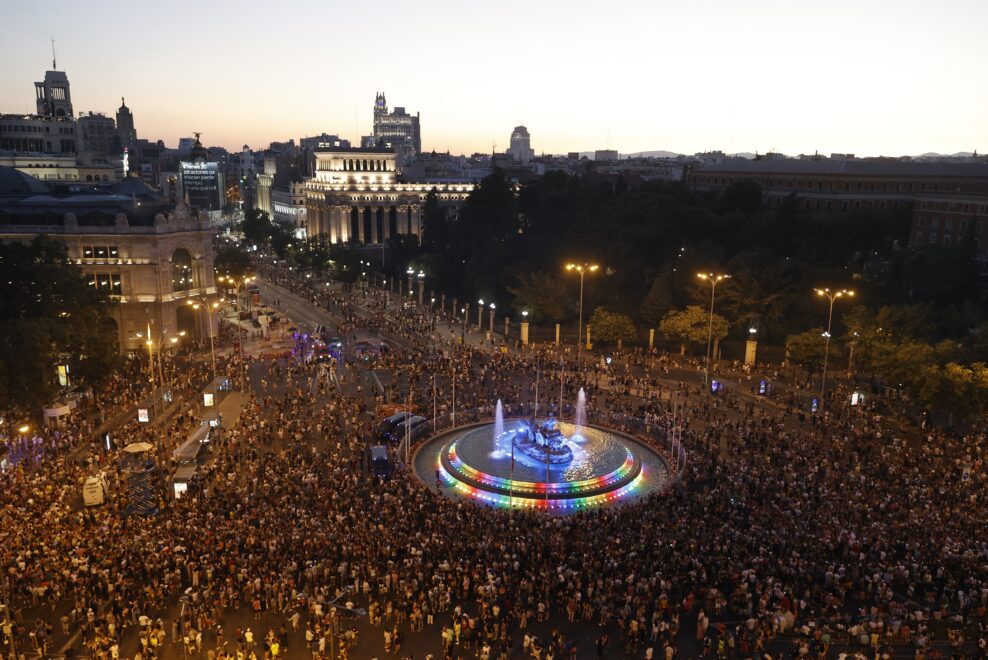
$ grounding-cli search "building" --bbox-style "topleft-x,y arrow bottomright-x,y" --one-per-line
78,112 -> 118,161
255,156 -> 275,216
0,152 -> 118,183
116,98 -> 136,145
0,114 -> 77,154
691,158 -> 988,213
0,166 -> 217,352
35,69 -> 74,118
372,93 -> 421,161
304,146 -> 472,244
509,126 -> 534,164
595,150 -> 619,161
178,135 -> 225,212
910,192 -> 988,257
271,180 -> 308,237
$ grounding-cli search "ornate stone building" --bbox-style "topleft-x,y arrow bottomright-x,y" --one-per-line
0,167 -> 217,353
304,146 -> 472,244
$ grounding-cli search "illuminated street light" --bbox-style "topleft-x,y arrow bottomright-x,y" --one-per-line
696,272 -> 731,387
814,287 -> 855,410
564,263 -> 600,368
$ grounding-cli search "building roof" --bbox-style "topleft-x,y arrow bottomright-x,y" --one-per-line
696,158 -> 988,178
313,146 -> 395,155
0,166 -> 51,195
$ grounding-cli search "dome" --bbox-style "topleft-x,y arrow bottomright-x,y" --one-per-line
0,166 -> 51,196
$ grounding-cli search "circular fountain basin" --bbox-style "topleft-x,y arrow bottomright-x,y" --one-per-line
413,419 -> 671,512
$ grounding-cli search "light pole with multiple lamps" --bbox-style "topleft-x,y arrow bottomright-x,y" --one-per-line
697,272 -> 731,387
186,298 -> 219,381
564,262 -> 599,368
814,287 -> 854,410
218,274 -> 255,388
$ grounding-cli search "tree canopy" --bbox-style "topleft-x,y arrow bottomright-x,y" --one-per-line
0,236 -> 118,416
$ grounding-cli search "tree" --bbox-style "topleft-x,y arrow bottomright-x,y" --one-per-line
659,306 -> 728,354
785,328 -> 833,373
269,221 -> 295,259
718,179 -> 762,216
214,244 -> 252,280
640,270 -> 676,328
420,188 -> 450,252
0,236 -> 118,416
507,270 -> 568,322
917,362 -> 988,425
240,208 -> 273,245
588,308 -> 637,345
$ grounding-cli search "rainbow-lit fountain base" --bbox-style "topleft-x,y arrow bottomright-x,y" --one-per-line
413,419 -> 670,512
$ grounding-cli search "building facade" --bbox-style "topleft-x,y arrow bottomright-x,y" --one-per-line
78,112 -> 117,161
304,147 -> 472,244
910,192 -> 988,257
116,98 -> 136,145
373,93 -> 421,159
271,180 -> 307,237
0,167 -> 217,353
509,126 -> 534,163
691,159 -> 988,213
35,70 -> 74,118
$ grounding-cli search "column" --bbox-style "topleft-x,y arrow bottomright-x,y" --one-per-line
369,206 -> 378,244
398,205 -> 409,235
354,207 -> 364,243
381,207 -> 390,241
410,205 -> 422,242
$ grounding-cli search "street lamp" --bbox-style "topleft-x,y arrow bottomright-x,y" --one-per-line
218,274 -> 255,388
187,298 -> 219,381
814,287 -> 854,410
488,302 -> 496,336
564,262 -> 600,368
406,267 -> 414,297
477,299 -> 484,330
696,272 -> 731,387
521,310 -> 530,346
417,270 -> 425,306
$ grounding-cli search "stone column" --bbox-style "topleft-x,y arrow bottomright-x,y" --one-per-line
354,207 -> 364,243
337,206 -> 348,243
398,205 -> 409,235
369,206 -> 378,244
410,205 -> 422,243
381,207 -> 390,241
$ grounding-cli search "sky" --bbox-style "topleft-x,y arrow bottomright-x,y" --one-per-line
1,0 -> 986,157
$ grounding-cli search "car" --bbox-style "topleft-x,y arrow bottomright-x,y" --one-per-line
377,411 -> 411,440
367,445 -> 391,479
386,415 -> 431,444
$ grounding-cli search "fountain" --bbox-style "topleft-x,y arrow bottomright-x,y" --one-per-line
493,400 -> 505,454
574,388 -> 587,436
511,415 -> 574,465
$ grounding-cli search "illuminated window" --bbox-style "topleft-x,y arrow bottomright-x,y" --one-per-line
171,249 -> 194,292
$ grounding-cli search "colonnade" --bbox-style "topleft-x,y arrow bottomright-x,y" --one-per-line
306,203 -> 422,244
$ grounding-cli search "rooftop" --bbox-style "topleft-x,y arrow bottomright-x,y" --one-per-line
696,158 -> 988,178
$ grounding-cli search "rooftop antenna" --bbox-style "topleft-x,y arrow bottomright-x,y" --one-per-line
51,37 -> 57,70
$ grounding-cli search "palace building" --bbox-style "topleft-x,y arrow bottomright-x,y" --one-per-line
304,146 -> 472,244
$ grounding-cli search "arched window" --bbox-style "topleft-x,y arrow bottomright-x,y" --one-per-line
171,248 -> 194,292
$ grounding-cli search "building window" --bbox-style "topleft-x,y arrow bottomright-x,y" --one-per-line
916,232 -> 924,244
930,217 -> 939,230
88,273 -> 122,295
945,218 -> 953,231
171,248 -> 194,292
943,235 -> 951,246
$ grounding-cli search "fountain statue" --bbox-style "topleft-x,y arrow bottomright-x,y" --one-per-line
512,414 -> 574,465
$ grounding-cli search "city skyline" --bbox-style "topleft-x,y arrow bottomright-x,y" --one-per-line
1,0 -> 987,157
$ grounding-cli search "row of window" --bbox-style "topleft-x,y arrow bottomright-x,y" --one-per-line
1,124 -> 52,133
919,201 -> 988,213
917,217 -> 984,233
769,197 -> 903,211
697,175 -> 956,193
914,232 -> 982,248
82,246 -> 119,259
87,273 -> 122,295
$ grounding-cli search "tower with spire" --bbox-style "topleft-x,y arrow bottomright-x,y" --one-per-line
116,97 -> 137,145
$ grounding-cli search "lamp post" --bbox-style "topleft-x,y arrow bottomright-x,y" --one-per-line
814,287 -> 854,410
521,310 -> 530,346
477,299 -> 484,330
406,267 -> 414,299
417,271 -> 425,306
745,327 -> 758,366
564,262 -> 600,368
460,307 -> 467,344
219,274 -> 255,389
696,272 -> 731,387
488,302 -> 496,337
187,298 -> 219,381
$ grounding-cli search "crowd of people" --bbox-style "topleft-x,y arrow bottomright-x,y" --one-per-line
1,263 -> 986,660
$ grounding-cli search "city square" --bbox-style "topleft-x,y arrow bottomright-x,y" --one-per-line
1,3 -> 987,660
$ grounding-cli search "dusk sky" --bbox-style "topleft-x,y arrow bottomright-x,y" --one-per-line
2,0 -> 986,157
